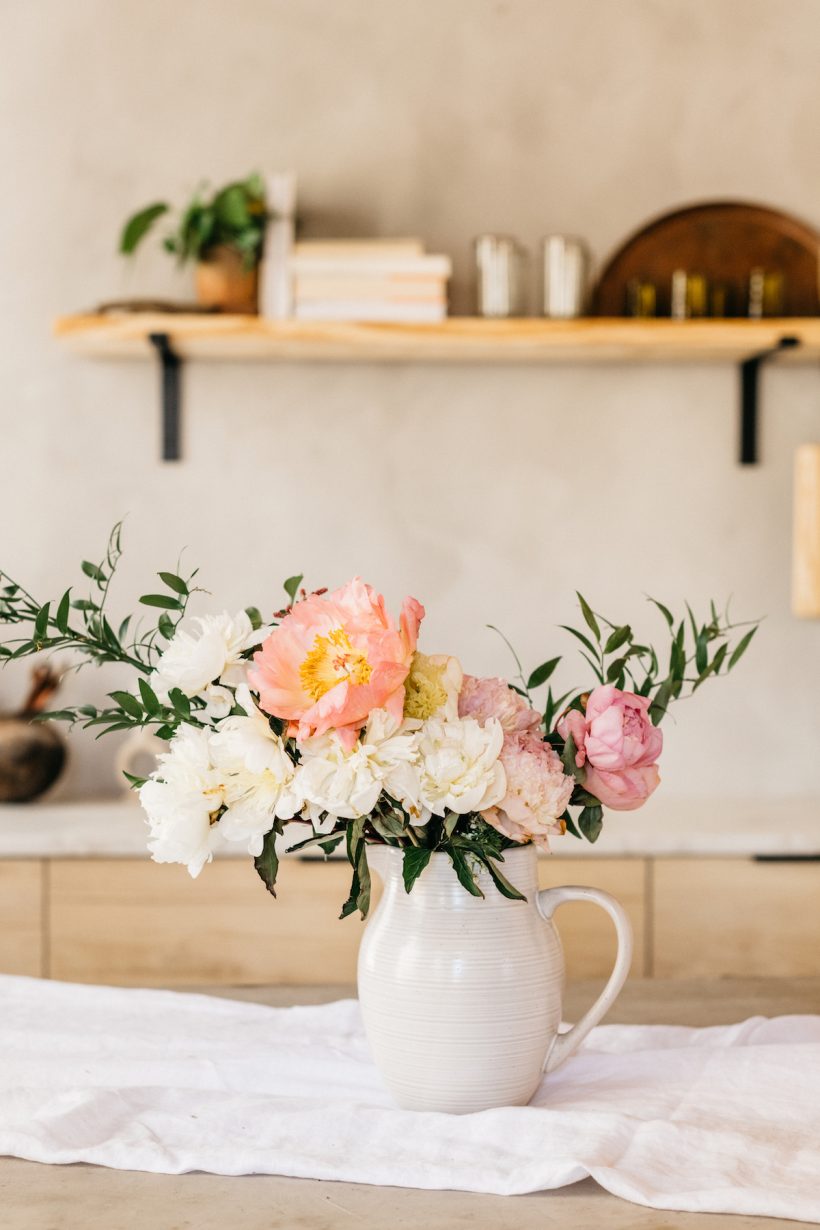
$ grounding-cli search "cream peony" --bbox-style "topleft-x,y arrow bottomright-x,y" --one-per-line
416,715 -> 506,823
297,708 -> 421,829
139,725 -> 227,877
151,611 -> 270,720
403,652 -> 463,722
209,686 -> 303,855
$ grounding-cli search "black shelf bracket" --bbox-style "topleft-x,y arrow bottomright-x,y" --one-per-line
148,332 -> 182,461
739,335 -> 800,465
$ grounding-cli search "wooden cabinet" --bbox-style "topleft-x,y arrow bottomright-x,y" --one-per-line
0,861 -> 43,976
46,856 -> 646,987
0,852 -> 814,987
537,858 -> 647,978
49,858 -> 371,987
654,858 -> 820,978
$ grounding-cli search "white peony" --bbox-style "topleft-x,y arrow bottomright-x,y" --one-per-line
209,686 -> 303,855
403,652 -> 463,722
139,725 -> 227,877
150,611 -> 270,720
297,708 -> 421,830
416,715 -> 506,822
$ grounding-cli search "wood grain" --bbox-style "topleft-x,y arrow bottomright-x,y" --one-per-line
593,200 -> 820,316
49,858 -> 373,987
46,856 -> 646,987
654,858 -> 820,978
0,861 -> 43,976
793,444 -> 820,617
537,858 -> 647,978
53,313 -> 820,364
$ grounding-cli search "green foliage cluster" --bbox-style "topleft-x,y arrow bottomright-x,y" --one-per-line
120,173 -> 268,269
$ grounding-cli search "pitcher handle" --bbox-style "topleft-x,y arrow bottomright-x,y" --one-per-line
536,884 -> 633,1074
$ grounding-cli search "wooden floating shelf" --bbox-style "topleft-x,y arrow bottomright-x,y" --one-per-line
54,313 -> 820,364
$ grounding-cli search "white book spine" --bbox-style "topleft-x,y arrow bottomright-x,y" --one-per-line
259,171 -> 297,320
288,254 -> 452,278
294,301 -> 447,322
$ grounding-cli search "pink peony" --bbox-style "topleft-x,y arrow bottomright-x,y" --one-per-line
557,684 -> 662,812
483,733 -> 574,851
458,675 -> 542,737
249,578 -> 424,748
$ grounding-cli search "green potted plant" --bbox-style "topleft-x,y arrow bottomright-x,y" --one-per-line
119,173 -> 268,313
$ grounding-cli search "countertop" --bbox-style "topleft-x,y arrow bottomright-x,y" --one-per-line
0,796 -> 818,859
2,977 -> 818,1230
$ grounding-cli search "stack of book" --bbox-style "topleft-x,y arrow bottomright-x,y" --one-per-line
289,239 -> 451,322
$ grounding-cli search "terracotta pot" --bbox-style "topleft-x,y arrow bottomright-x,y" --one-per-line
195,245 -> 258,314
358,844 -> 632,1113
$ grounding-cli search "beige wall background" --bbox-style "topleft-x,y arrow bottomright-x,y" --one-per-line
0,0 -> 818,808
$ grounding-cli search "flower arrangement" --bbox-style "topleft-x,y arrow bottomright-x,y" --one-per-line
0,525 -> 758,915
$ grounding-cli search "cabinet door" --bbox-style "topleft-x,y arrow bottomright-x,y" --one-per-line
49,858 -> 369,987
654,858 -> 820,978
0,861 -> 43,976
538,858 -> 647,977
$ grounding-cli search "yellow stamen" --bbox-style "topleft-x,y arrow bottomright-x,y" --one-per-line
404,652 -> 447,720
300,628 -> 372,701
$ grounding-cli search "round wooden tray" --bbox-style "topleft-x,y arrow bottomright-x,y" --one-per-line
592,200 -> 820,317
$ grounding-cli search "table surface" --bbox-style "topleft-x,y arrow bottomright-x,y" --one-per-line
2,978 -> 819,1230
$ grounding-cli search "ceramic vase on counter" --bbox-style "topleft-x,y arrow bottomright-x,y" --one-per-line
358,844 -> 632,1114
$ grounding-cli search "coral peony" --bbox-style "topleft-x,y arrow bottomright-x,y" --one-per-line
558,684 -> 662,812
249,578 -> 424,747
458,674 -> 542,737
483,733 -> 574,850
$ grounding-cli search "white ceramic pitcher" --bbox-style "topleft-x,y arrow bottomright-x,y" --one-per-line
358,844 -> 632,1113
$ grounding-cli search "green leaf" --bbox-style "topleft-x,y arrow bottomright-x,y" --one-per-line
482,856 -> 526,901
604,625 -> 631,655
155,724 -> 175,740
648,597 -> 674,629
139,593 -> 182,610
560,731 -> 585,783
527,657 -> 560,689
576,592 -> 601,641
606,655 -> 627,683
168,688 -> 191,718
55,589 -> 71,634
138,677 -> 161,716
122,771 -> 147,789
72,598 -> 98,612
245,605 -> 263,630
559,624 -> 599,657
286,831 -> 343,855
253,827 -> 280,897
109,690 -> 144,719
563,810 -> 582,839
158,571 -> 188,595
33,709 -> 77,724
157,613 -> 175,639
695,630 -> 708,674
120,202 -> 169,254
728,626 -> 758,670
33,602 -> 50,641
355,842 -> 372,917
402,846 -> 432,892
81,560 -> 105,583
578,804 -> 603,842
448,847 -> 484,897
283,574 -> 303,604
649,676 -> 675,725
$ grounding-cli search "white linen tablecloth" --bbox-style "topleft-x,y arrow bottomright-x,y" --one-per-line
1,975 -> 819,1222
